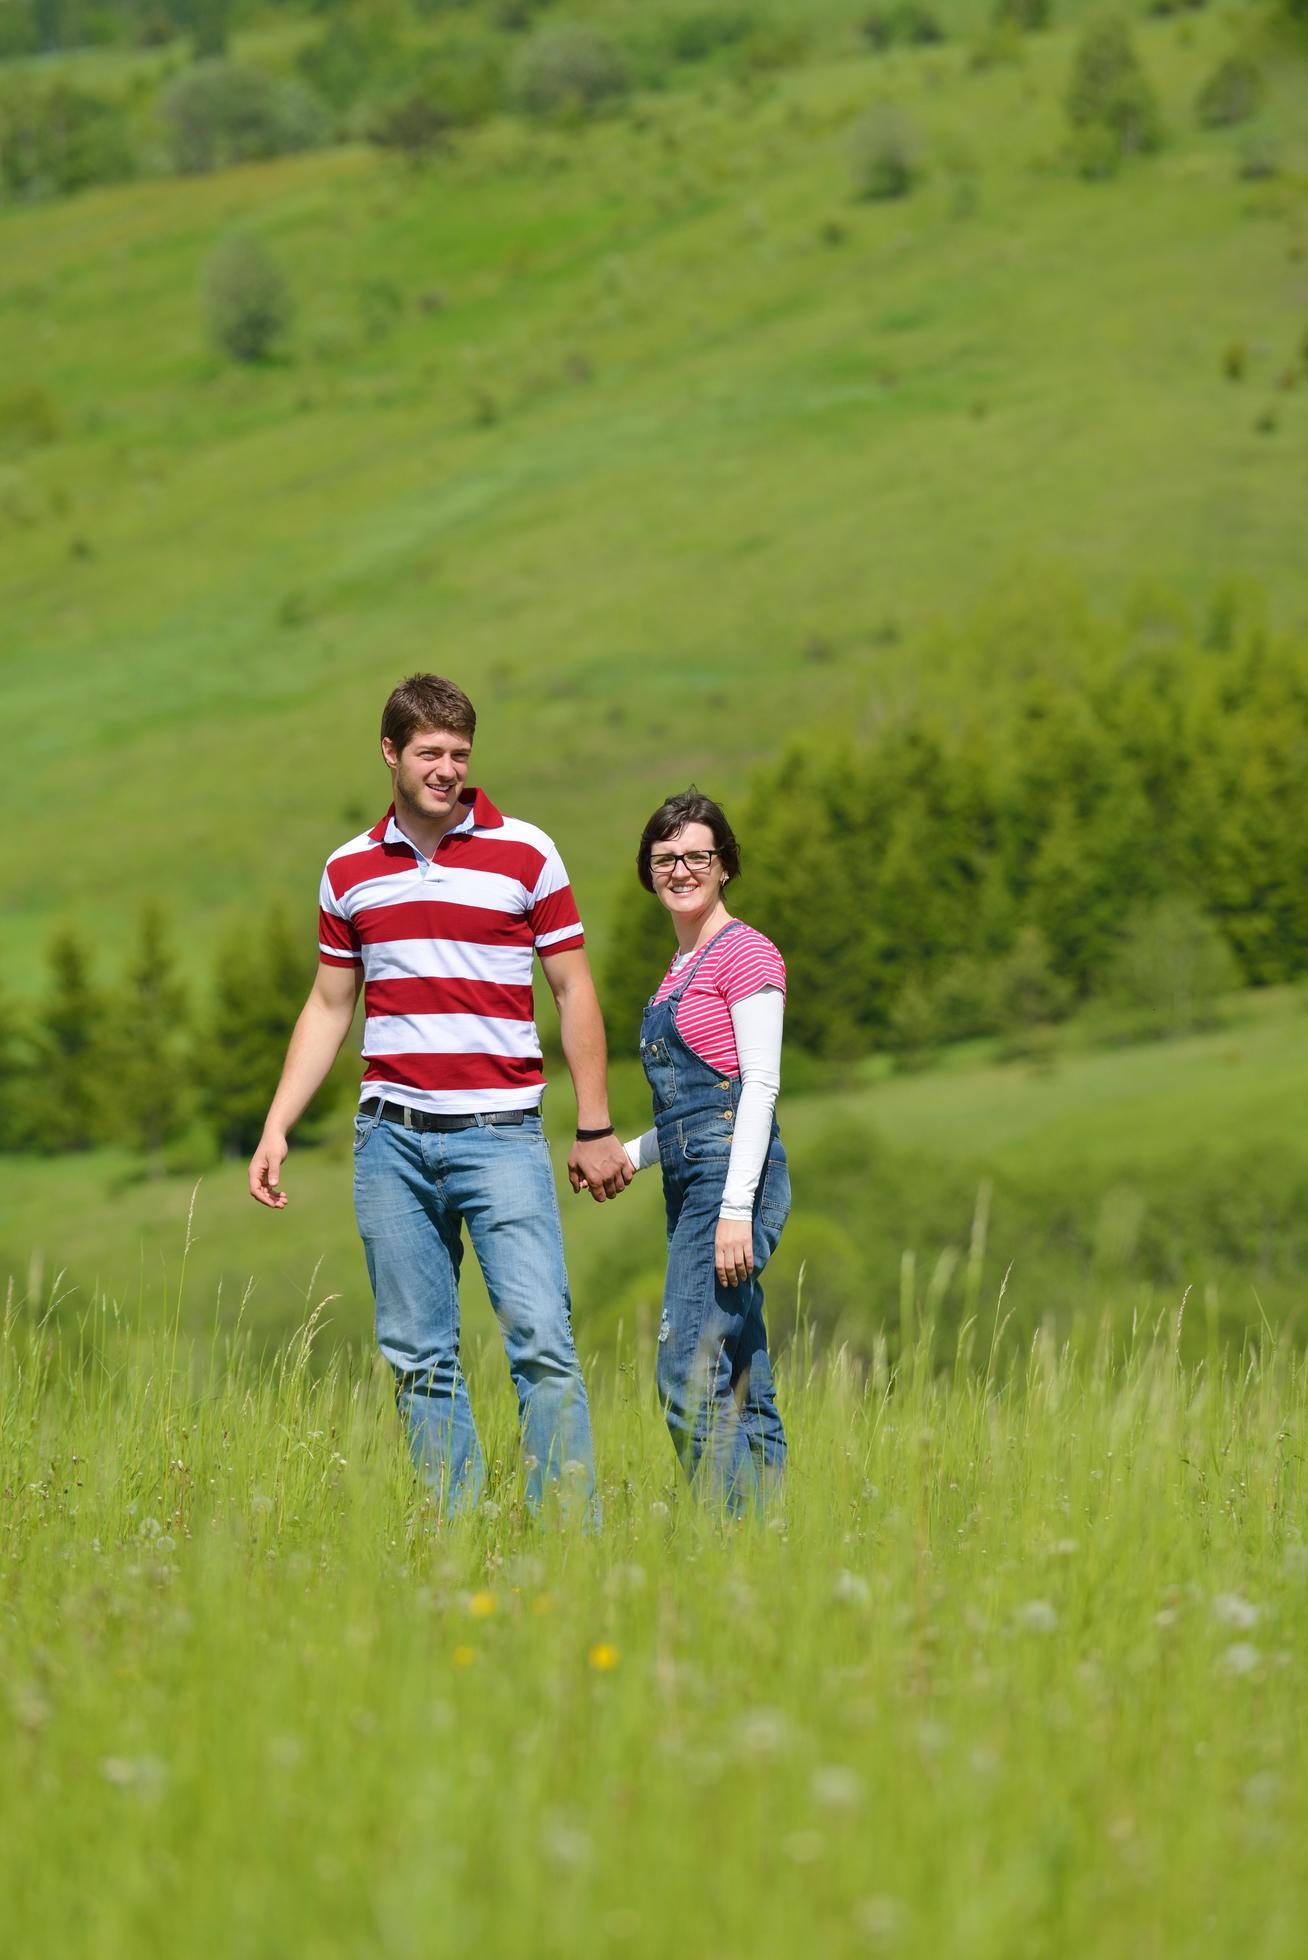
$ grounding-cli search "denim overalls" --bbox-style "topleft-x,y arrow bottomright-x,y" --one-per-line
640,921 -> 790,1509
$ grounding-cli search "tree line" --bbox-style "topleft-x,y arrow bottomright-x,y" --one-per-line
0,905 -> 341,1163
604,582 -> 1308,1058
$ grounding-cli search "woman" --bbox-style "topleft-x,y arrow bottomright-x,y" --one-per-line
622,789 -> 791,1509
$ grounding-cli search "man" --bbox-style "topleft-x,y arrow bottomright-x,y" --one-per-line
248,673 -> 632,1517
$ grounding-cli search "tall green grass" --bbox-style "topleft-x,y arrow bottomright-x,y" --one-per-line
5,1261 -> 1307,1955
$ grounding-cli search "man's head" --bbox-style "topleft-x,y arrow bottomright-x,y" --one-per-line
380,675 -> 477,832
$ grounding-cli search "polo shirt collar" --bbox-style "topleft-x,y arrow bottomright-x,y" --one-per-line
368,787 -> 504,845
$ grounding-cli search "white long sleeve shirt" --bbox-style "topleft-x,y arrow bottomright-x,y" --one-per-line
624,986 -> 783,1219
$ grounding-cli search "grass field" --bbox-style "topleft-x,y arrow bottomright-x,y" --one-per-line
5,984 -> 1305,1363
4,1294 -> 1307,1956
3,5 -> 1306,987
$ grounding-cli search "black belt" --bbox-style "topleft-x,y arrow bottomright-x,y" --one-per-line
360,1099 -> 533,1133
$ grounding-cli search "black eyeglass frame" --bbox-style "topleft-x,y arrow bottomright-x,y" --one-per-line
648,848 -> 721,876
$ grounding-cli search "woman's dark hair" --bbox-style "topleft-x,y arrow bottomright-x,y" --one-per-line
636,788 -> 741,893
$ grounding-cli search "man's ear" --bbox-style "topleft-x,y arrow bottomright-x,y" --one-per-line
381,736 -> 399,769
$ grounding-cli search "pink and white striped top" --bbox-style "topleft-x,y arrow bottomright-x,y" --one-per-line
654,923 -> 786,1076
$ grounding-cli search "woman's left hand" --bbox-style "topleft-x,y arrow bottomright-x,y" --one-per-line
715,1217 -> 754,1289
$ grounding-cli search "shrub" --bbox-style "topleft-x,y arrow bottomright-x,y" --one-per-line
1065,15 -> 1161,162
1105,897 -> 1239,1040
160,61 -> 331,175
297,7 -> 404,114
991,927 -> 1072,1043
993,0 -> 1051,29
366,86 -> 457,162
508,24 -> 627,120
1195,54 -> 1264,129
665,7 -> 751,62
0,77 -> 136,198
0,380 -> 61,452
861,4 -> 944,51
203,235 -> 293,364
850,102 -> 924,200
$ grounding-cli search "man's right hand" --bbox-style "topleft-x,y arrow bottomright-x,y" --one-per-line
248,1133 -> 289,1210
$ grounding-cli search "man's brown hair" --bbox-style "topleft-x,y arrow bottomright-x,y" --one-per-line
381,675 -> 477,753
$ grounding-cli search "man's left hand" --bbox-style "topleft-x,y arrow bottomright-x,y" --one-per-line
569,1135 -> 634,1203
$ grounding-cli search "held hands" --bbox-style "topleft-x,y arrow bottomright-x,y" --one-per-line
715,1217 -> 754,1289
248,1133 -> 290,1210
568,1133 -> 634,1203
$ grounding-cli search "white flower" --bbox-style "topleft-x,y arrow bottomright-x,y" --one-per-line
833,1569 -> 872,1608
1212,1593 -> 1260,1630
1016,1599 -> 1058,1633
812,1765 -> 863,1811
735,1708 -> 791,1759
1218,1642 -> 1261,1677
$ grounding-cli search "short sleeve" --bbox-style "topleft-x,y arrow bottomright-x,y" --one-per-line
528,842 -> 585,956
318,865 -> 363,965
714,929 -> 786,1008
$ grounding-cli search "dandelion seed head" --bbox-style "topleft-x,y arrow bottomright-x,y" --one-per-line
833,1569 -> 872,1608
812,1765 -> 863,1811
1219,1641 -> 1261,1677
1017,1599 -> 1058,1633
1212,1593 -> 1260,1630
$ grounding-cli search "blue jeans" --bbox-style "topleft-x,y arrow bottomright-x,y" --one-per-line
352,1106 -> 596,1518
657,1131 -> 790,1511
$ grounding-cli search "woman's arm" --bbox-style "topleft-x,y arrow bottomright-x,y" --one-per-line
623,1128 -> 660,1173
719,987 -> 784,1219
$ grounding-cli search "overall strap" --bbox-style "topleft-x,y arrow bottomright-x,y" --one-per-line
662,919 -> 745,1007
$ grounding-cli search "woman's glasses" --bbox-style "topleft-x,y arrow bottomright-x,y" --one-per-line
650,849 -> 719,876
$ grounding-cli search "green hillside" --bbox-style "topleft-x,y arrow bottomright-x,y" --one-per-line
3,1 -> 1306,990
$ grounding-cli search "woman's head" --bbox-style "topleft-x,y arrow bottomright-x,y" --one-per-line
637,789 -> 741,900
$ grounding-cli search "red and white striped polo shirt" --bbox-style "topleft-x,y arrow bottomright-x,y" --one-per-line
654,923 -> 787,1076
318,788 -> 585,1114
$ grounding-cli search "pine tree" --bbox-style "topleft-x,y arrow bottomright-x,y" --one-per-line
31,929 -> 107,1152
0,981 -> 31,1152
103,906 -> 191,1165
198,908 -> 328,1156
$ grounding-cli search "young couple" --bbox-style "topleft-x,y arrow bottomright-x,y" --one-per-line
249,675 -> 790,1517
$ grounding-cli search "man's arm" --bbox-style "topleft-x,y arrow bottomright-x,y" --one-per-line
539,947 -> 633,1204
247,962 -> 363,1209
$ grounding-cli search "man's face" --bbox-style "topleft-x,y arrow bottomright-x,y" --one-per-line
382,725 -> 472,824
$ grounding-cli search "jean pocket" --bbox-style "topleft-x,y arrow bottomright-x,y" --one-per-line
352,1108 -> 382,1153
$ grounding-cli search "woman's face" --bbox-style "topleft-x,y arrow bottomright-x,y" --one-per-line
648,822 -> 726,923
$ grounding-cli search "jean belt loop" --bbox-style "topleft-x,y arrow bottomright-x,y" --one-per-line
402,1105 -> 413,1131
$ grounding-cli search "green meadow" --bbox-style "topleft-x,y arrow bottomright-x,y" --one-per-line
3,1 -> 1307,986
5,1299 -> 1308,1957
5,4 -> 1308,1948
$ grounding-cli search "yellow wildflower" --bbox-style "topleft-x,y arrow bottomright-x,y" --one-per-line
452,1645 -> 477,1668
468,1591 -> 496,1619
588,1642 -> 620,1672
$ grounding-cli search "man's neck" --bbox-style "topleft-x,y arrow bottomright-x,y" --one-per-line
391,798 -> 468,859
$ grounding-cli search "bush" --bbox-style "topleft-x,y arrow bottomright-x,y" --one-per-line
366,86 -> 457,162
1105,897 -> 1240,1040
861,4 -> 944,51
508,24 -> 627,120
203,235 -> 293,364
991,926 -> 1072,1043
1065,15 -> 1161,163
160,61 -> 331,175
1195,54 -> 1264,129
850,102 -> 924,200
665,7 -> 751,62
297,8 -> 405,114
0,380 -> 61,452
0,77 -> 136,198
993,0 -> 1051,29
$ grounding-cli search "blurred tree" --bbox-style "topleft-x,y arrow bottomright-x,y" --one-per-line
1065,14 -> 1161,169
29,930 -> 108,1152
600,876 -> 675,1052
103,906 -> 191,1164
1107,897 -> 1239,1040
203,234 -> 294,364
849,101 -> 924,200
198,909 -> 330,1156
509,23 -> 627,119
0,980 -> 31,1152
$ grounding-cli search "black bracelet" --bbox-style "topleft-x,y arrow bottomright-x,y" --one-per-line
575,1125 -> 616,1141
